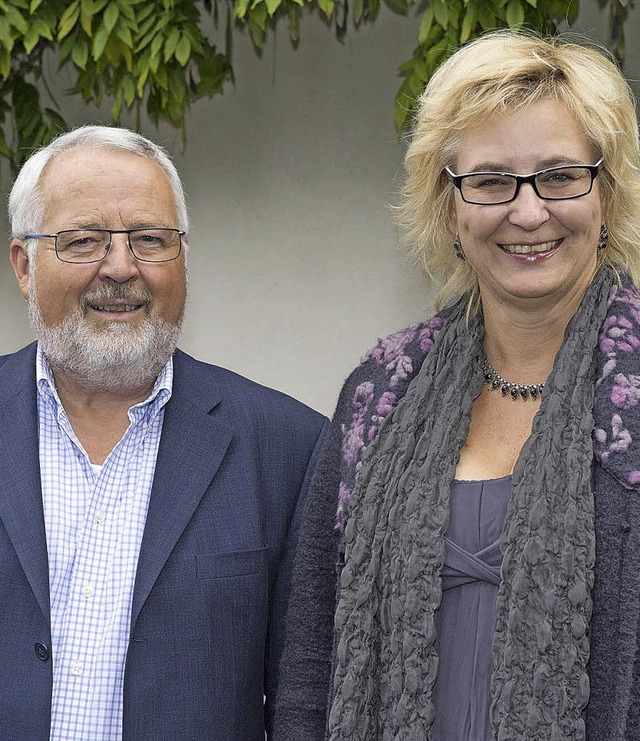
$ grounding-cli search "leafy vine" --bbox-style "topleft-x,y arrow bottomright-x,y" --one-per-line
0,0 -> 632,178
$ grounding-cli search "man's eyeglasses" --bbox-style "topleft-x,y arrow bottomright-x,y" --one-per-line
444,158 -> 603,205
24,228 -> 185,264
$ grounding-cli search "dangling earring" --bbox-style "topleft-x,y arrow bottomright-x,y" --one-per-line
597,224 -> 609,251
453,237 -> 465,261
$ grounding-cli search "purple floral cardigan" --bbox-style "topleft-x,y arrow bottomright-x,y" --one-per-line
273,280 -> 640,741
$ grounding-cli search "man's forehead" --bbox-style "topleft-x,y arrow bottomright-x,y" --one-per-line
40,146 -> 163,183
37,147 -> 177,224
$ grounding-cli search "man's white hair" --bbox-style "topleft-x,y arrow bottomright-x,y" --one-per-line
8,125 -> 189,259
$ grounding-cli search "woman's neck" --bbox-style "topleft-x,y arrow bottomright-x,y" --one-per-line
480,290 -> 586,382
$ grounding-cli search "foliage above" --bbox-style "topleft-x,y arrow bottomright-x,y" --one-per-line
0,0 -> 633,179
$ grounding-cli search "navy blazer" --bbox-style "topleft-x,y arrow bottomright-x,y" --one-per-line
0,343 -> 328,741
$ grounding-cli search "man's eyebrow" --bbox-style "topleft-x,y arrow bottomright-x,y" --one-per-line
62,222 -> 168,230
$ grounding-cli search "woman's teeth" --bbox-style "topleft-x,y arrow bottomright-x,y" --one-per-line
501,240 -> 559,254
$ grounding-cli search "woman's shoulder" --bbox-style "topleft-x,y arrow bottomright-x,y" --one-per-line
330,316 -> 446,529
594,276 -> 640,490
338,316 -> 446,406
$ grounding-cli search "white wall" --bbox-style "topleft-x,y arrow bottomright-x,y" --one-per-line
0,4 -> 637,415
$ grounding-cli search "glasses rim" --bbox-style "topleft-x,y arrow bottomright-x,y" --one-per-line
23,227 -> 186,264
444,158 -> 603,205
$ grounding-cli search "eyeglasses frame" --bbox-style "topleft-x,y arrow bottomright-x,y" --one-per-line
23,227 -> 186,264
444,158 -> 603,205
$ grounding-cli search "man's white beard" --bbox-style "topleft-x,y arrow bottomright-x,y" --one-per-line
28,278 -> 183,393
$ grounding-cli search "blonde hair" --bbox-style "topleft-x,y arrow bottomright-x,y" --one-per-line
398,30 -> 640,308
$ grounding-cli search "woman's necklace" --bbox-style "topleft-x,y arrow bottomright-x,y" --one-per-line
481,354 -> 545,401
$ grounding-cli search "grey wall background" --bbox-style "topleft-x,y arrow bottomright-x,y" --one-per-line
0,4 -> 637,415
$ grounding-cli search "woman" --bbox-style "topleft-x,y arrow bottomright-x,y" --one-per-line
274,31 -> 640,741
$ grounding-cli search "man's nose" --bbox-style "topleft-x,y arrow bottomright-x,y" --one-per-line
97,233 -> 140,282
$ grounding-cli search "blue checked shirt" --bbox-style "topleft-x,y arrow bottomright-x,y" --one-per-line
36,345 -> 173,741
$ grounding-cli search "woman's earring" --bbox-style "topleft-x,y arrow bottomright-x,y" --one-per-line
453,237 -> 465,261
597,224 -> 609,251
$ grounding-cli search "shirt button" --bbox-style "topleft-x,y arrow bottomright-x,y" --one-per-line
70,662 -> 83,676
34,642 -> 50,661
94,511 -> 106,524
82,584 -> 95,599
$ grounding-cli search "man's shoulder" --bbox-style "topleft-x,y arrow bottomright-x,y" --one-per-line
0,342 -> 37,376
172,349 -> 327,431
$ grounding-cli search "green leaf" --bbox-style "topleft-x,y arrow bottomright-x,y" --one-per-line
114,20 -> 133,46
150,32 -> 164,59
408,71 -> 425,96
265,0 -> 281,16
395,78 -> 415,132
117,1 -> 136,22
505,0 -> 525,27
44,107 -> 67,134
122,73 -> 135,105
0,15 -> 12,49
22,24 -> 41,54
32,18 -> 54,41
249,3 -> 267,30
414,59 -> 427,80
103,2 -> 119,33
164,27 -> 180,61
5,5 -> 29,34
418,7 -> 434,43
58,0 -> 80,40
524,0 -> 537,6
137,12 -> 157,39
248,5 -> 266,46
71,38 -> 89,68
111,87 -> 123,121
460,3 -> 476,42
80,0 -> 94,36
234,0 -> 251,20
92,23 -> 109,58
317,0 -> 334,19
136,2 -> 156,23
148,50 -> 160,73
30,0 -> 46,12
153,64 -> 168,90
477,3 -> 495,30
447,2 -> 461,29
0,46 -> 10,78
0,125 -> 11,158
288,1 -> 300,42
174,35 -> 190,66
433,0 -> 448,28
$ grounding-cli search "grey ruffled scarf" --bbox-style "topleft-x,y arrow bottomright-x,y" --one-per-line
329,267 -> 615,741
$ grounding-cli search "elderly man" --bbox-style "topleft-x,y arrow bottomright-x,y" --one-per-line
1,125 -> 327,741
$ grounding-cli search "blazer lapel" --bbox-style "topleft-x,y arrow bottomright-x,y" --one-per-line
0,344 -> 50,622
130,351 -> 233,628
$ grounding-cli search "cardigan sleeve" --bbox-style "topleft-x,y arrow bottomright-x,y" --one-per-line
272,379 -> 355,741
272,323 -> 433,740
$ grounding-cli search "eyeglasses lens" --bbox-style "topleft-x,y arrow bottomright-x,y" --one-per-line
460,166 -> 594,204
56,229 -> 182,263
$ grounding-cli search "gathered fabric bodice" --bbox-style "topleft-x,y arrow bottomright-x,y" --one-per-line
431,476 -> 512,740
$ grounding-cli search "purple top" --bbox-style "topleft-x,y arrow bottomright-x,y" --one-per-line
432,476 -> 512,740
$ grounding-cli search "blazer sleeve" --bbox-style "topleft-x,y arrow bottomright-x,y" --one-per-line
265,415 -> 331,737
272,403 -> 347,741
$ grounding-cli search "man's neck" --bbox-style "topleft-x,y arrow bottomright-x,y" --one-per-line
51,366 -> 157,465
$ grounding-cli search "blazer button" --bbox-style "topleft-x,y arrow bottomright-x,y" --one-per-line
34,642 -> 50,661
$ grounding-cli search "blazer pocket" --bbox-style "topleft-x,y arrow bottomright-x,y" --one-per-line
196,545 -> 268,579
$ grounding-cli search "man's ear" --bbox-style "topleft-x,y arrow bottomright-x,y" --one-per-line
10,240 -> 31,300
